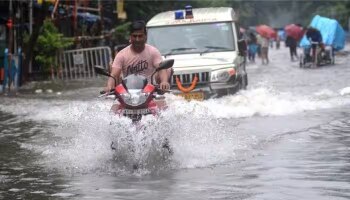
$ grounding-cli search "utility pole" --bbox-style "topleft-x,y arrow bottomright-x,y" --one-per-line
27,0 -> 33,77
98,0 -> 104,46
73,0 -> 78,37
99,0 -> 104,31
23,1 -> 49,83
17,1 -> 22,87
7,0 -> 13,92
29,0 -> 32,34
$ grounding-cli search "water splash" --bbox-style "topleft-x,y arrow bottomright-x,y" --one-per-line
340,87 -> 350,96
3,85 -> 350,174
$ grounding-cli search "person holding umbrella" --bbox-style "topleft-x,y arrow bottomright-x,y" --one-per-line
257,34 -> 270,65
256,25 -> 276,65
284,24 -> 303,61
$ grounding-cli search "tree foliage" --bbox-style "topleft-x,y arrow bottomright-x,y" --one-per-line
35,18 -> 73,72
111,21 -> 131,44
117,0 -> 349,30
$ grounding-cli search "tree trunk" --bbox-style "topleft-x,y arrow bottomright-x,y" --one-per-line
22,2 -> 48,83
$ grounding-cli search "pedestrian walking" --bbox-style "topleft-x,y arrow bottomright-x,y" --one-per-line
285,35 -> 298,61
276,35 -> 281,49
258,35 -> 270,65
247,32 -> 258,63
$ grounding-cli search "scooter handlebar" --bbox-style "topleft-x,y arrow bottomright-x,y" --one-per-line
155,86 -> 172,94
98,89 -> 115,98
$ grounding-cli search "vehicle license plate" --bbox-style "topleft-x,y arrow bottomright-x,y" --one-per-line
123,108 -> 150,115
176,92 -> 204,101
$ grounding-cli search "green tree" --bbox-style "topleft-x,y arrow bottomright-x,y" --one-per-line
194,0 -> 232,7
111,21 -> 131,44
23,1 -> 49,83
35,18 -> 73,79
316,2 -> 349,29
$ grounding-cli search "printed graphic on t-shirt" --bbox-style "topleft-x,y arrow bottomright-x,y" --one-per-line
126,60 -> 149,76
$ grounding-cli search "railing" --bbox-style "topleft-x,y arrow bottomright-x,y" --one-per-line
57,46 -> 111,80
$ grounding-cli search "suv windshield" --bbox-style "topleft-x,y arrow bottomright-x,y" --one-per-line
147,22 -> 235,56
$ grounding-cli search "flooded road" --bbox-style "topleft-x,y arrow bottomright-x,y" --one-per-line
1,45 -> 350,199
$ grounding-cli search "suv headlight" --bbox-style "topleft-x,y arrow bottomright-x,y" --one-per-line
121,89 -> 149,106
210,68 -> 236,82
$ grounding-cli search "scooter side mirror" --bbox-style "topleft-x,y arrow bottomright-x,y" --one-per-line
157,59 -> 174,72
151,59 -> 174,85
94,65 -> 110,77
94,65 -> 117,88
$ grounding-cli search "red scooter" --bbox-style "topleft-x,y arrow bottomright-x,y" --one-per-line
95,59 -> 174,123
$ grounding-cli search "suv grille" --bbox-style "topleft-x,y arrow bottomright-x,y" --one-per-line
171,72 -> 210,86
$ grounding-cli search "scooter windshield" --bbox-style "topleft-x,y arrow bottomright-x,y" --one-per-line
122,74 -> 148,90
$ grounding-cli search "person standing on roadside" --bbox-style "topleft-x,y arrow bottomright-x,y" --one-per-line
247,32 -> 258,63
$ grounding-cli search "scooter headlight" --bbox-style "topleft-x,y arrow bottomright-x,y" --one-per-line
210,68 -> 236,82
121,89 -> 149,106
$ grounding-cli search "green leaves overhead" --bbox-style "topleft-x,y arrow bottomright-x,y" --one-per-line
35,19 -> 73,71
118,0 -> 349,29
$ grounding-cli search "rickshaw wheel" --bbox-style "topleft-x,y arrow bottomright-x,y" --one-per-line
299,55 -> 304,68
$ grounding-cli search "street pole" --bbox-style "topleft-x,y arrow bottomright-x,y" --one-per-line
29,0 -> 33,76
29,0 -> 32,34
74,0 -> 78,37
8,0 -> 13,93
99,0 -> 105,46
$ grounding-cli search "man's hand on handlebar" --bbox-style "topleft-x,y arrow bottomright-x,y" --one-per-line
99,88 -> 115,98
100,87 -> 114,95
103,86 -> 114,93
159,81 -> 170,91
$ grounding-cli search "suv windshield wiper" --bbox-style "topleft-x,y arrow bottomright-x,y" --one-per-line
164,47 -> 197,57
200,46 -> 232,55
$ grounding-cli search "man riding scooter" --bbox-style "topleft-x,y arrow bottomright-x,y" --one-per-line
105,20 -> 172,93
101,20 -> 174,155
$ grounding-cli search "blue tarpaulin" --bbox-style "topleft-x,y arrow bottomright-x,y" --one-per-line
68,12 -> 112,27
299,15 -> 345,51
278,30 -> 286,41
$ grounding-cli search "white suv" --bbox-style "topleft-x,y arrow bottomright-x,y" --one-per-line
147,7 -> 248,100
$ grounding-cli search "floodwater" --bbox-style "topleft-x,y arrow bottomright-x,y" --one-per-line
1,44 -> 350,200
